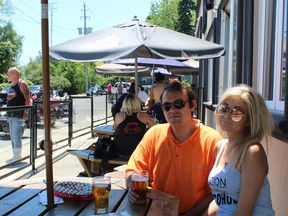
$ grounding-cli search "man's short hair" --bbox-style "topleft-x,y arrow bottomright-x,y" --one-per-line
155,73 -> 165,82
160,81 -> 195,108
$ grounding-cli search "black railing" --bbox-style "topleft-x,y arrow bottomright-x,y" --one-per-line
0,94 -> 113,179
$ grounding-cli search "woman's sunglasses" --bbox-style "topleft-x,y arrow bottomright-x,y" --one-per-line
216,104 -> 245,122
162,99 -> 188,112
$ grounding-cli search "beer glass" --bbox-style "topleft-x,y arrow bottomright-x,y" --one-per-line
131,170 -> 149,204
92,176 -> 111,214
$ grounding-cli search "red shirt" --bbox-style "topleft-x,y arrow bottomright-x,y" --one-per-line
107,83 -> 112,93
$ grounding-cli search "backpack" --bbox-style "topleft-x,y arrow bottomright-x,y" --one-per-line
93,137 -> 117,173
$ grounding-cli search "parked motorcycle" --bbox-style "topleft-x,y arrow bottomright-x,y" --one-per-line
52,90 -> 69,118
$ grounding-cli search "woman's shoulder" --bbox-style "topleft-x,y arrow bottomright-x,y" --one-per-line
137,111 -> 149,116
242,143 -> 268,172
137,111 -> 151,121
245,143 -> 267,158
115,112 -> 125,120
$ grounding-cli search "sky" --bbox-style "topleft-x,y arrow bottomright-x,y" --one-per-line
9,0 -> 157,66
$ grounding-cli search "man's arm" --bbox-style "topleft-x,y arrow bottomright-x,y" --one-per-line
19,81 -> 31,106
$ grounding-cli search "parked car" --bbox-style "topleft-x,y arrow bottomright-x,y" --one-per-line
0,86 -> 10,104
30,85 -> 43,95
112,82 -> 130,94
86,85 -> 104,96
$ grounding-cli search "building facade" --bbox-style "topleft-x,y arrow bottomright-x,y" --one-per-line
196,0 -> 287,215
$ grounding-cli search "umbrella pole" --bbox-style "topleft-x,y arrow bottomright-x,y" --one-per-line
41,0 -> 54,209
135,57 -> 139,95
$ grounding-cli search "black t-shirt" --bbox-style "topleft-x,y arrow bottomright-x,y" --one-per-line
115,113 -> 146,157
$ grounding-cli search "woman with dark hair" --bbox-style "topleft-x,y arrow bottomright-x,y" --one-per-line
113,93 -> 155,159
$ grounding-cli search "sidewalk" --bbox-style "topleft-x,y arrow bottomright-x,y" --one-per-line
29,152 -> 85,180
0,133 -> 93,183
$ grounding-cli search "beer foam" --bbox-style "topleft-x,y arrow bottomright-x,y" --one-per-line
94,183 -> 109,188
132,175 -> 148,181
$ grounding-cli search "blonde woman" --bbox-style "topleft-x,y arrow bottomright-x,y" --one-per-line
113,93 -> 155,160
205,84 -> 275,216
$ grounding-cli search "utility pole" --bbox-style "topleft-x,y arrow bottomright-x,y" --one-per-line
77,3 -> 93,93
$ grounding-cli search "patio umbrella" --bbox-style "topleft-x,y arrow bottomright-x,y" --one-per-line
50,18 -> 225,93
50,19 -> 225,61
95,63 -> 151,76
113,57 -> 198,77
113,58 -> 194,69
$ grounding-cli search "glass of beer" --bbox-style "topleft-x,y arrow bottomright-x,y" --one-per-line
92,176 -> 111,214
131,170 -> 149,204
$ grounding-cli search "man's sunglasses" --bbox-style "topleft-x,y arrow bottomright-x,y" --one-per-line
216,104 -> 245,122
162,99 -> 188,112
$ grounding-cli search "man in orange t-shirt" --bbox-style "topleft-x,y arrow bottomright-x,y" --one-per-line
126,81 -> 221,215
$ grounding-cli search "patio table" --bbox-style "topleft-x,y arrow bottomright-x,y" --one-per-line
0,176 -> 179,215
92,124 -> 118,138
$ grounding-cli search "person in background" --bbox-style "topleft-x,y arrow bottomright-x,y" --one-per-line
111,77 -> 138,119
127,76 -> 136,93
125,81 -> 222,215
6,67 -> 31,163
107,81 -> 112,103
137,85 -> 149,107
205,84 -> 275,216
117,81 -> 123,95
147,73 -> 167,123
113,93 -> 155,160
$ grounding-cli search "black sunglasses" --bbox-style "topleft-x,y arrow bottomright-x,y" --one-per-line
162,99 -> 188,112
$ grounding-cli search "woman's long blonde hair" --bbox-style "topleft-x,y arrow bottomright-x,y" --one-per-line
120,93 -> 142,116
215,84 -> 273,169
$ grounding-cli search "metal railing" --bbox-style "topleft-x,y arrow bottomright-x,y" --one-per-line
0,93 -> 113,179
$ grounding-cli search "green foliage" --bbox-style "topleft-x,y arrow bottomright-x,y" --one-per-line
50,61 -> 85,94
147,0 -> 180,30
146,0 -> 196,35
0,21 -> 23,79
0,0 -> 13,24
177,0 -> 193,35
22,54 -> 42,84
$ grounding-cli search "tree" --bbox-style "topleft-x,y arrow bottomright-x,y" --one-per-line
146,0 -> 180,30
177,0 -> 193,35
0,0 -> 13,25
146,0 -> 197,36
0,1 -> 22,79
0,21 -> 23,79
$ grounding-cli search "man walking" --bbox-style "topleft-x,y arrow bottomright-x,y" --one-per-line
6,67 -> 31,163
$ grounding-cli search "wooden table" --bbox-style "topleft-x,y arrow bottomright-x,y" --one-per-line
0,176 -> 179,215
92,124 -> 118,138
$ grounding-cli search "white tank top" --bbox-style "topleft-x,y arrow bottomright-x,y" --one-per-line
208,141 -> 275,216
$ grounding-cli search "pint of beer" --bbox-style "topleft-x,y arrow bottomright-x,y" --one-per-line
92,176 -> 111,214
131,170 -> 149,204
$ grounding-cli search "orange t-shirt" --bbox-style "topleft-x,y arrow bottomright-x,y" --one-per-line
126,120 -> 222,214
